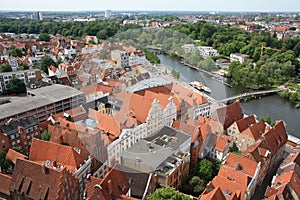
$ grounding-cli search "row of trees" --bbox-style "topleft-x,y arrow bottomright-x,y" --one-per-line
0,18 -> 140,40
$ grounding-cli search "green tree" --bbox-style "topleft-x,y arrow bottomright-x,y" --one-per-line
39,56 -> 57,73
41,130 -> 51,141
259,115 -> 275,127
5,77 -> 26,95
189,176 -> 206,194
0,150 -> 13,174
0,64 -> 12,73
148,187 -> 190,200
39,33 -> 51,42
8,46 -> 23,57
196,159 -> 213,181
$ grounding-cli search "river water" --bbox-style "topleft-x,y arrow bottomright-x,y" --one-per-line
158,54 -> 300,137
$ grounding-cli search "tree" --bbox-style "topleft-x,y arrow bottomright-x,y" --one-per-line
0,64 -> 12,73
39,33 -> 51,42
8,46 -> 23,57
259,115 -> 275,127
0,150 -> 13,174
196,159 -> 213,181
189,176 -> 206,194
148,187 -> 190,200
39,56 -> 57,73
5,77 -> 26,95
41,130 -> 51,141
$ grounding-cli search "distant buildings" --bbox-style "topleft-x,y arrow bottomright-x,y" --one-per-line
230,53 -> 250,63
31,11 -> 43,21
198,46 -> 219,58
104,10 -> 112,18
0,69 -> 42,93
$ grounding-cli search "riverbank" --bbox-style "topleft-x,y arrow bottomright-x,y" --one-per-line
158,54 -> 300,137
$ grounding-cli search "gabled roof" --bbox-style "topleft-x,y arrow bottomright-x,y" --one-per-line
260,121 -> 287,156
218,166 -> 251,186
88,108 -> 121,140
224,153 -> 258,177
6,148 -> 28,164
215,134 -> 232,152
240,121 -> 266,141
201,186 -> 226,200
29,138 -> 85,173
266,171 -> 300,198
9,159 -> 69,200
85,167 -> 130,200
128,93 -> 154,123
213,101 -> 243,130
235,115 -> 256,132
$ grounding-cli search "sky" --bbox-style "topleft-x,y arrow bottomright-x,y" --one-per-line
1,0 -> 300,12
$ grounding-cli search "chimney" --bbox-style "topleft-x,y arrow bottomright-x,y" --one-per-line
41,164 -> 48,174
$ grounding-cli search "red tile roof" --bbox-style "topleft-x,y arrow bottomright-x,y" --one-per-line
29,138 -> 86,173
213,101 -> 243,130
6,148 -> 28,164
0,173 -> 11,196
85,167 -> 130,200
224,153 -> 258,177
240,121 -> 266,141
259,121 -> 287,156
201,186 -> 226,200
215,134 -> 232,152
9,159 -> 76,200
235,115 -> 256,132
88,109 -> 121,140
265,171 -> 300,198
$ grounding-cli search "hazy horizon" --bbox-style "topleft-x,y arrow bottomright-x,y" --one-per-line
1,0 -> 300,12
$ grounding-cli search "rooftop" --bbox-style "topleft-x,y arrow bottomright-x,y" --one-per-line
0,84 -> 84,120
144,126 -> 191,151
126,77 -> 170,92
121,139 -> 173,172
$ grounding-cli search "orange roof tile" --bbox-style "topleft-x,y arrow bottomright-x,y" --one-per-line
6,148 -> 28,164
266,171 -> 300,198
0,173 -> 11,196
224,153 -> 258,177
215,134 -> 232,152
201,186 -> 226,200
88,109 -> 121,140
217,166 -> 250,186
29,138 -> 85,173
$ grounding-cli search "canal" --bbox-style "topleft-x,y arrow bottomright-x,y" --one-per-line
158,54 -> 300,137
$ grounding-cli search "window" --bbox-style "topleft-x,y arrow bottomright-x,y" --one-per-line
1,139 -> 5,144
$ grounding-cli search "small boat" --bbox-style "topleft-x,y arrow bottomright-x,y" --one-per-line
189,81 -> 211,93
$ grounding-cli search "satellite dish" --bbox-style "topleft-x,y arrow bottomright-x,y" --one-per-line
45,160 -> 51,167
